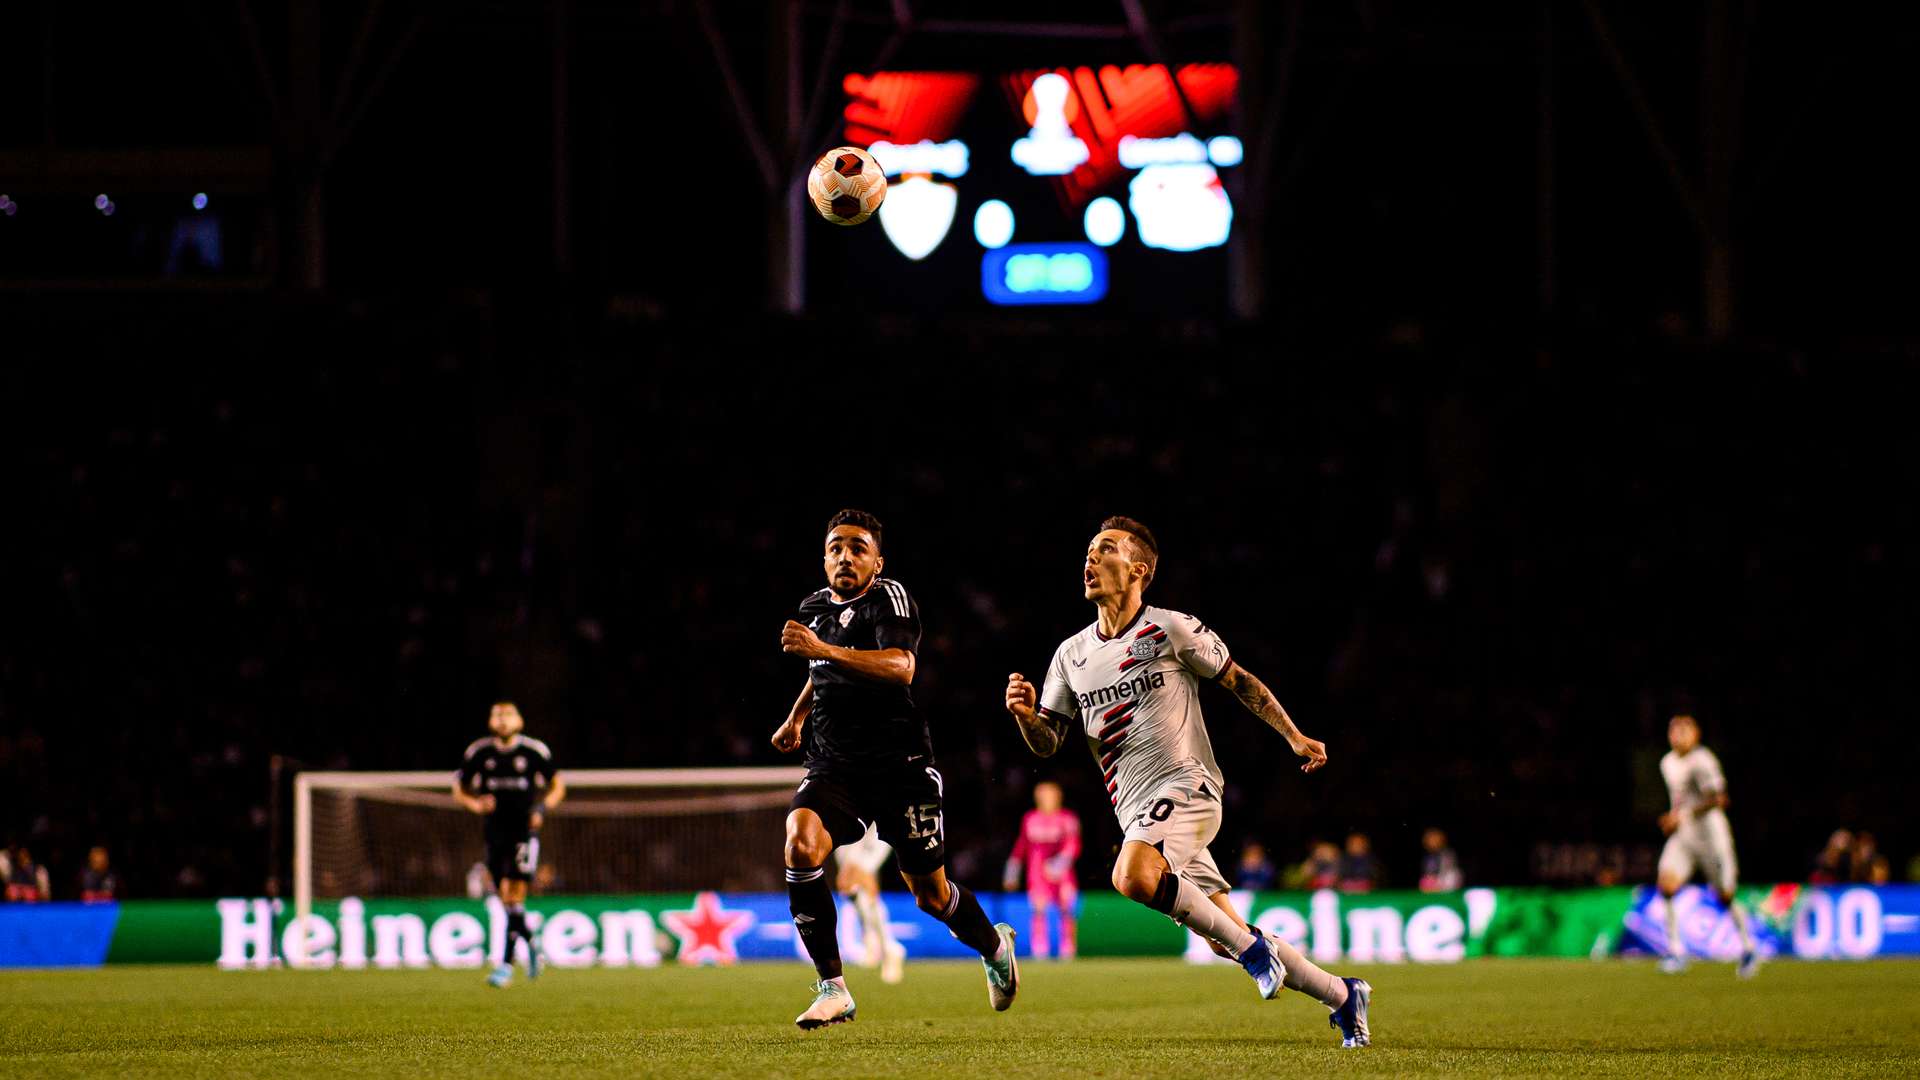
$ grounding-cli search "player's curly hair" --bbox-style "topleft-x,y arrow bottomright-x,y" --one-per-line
827,508 -> 884,551
1100,515 -> 1159,588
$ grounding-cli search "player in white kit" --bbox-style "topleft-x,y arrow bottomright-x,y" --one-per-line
1656,713 -> 1759,978
1003,516 -> 1373,1048
834,824 -> 907,983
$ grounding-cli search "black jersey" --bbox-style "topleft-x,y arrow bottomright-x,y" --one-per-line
457,736 -> 557,839
798,577 -> 931,770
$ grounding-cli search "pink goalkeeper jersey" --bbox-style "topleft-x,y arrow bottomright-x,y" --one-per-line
1012,809 -> 1082,884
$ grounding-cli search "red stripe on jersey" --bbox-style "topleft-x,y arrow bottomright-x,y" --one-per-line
1135,623 -> 1160,638
1102,699 -> 1137,722
1098,714 -> 1134,741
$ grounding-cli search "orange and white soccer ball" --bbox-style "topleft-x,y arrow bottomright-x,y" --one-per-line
807,146 -> 887,226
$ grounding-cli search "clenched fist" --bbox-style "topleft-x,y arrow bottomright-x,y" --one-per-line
781,620 -> 831,661
1005,672 -> 1038,720
771,715 -> 805,754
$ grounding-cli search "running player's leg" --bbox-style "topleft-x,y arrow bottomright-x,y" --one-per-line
786,809 -> 845,979
840,839 -> 908,983
501,877 -> 531,962
1113,792 -> 1254,959
836,860 -> 884,967
901,865 -> 1006,958
1057,879 -> 1078,959
1111,841 -> 1254,956
1656,835 -> 1695,972
883,765 -> 1016,1009
1203,889 -> 1347,1008
486,837 -> 533,987
1027,888 -> 1054,958
1703,819 -> 1757,976
787,776 -> 866,1026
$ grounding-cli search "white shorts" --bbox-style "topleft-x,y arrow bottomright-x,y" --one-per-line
1122,782 -> 1230,896
834,825 -> 893,876
1659,811 -> 1739,893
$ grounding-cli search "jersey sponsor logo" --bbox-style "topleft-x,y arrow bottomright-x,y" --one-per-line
1076,669 -> 1167,710
1128,639 -> 1158,661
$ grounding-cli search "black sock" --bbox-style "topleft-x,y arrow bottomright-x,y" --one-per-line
786,865 -> 842,980
929,882 -> 1003,959
1146,873 -> 1179,915
506,906 -> 529,959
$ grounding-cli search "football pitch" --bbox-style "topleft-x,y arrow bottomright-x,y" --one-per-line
4,959 -> 1916,1079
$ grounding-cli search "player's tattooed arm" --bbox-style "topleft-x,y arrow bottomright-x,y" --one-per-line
1005,673 -> 1070,757
1217,664 -> 1329,773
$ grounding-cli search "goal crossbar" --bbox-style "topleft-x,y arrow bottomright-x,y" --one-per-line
290,766 -> 804,965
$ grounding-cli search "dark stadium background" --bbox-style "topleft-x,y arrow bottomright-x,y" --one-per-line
2,1 -> 1914,901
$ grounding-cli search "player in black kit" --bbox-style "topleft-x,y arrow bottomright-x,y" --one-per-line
774,509 -> 1017,1029
453,702 -> 566,988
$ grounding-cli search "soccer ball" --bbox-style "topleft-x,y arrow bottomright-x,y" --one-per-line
807,146 -> 887,226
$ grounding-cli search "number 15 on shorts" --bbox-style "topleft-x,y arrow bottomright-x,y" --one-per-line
905,803 -> 941,848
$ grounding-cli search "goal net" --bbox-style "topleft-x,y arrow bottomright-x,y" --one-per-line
293,766 -> 804,927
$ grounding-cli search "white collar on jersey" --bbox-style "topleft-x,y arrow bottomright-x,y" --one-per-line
826,583 -> 872,606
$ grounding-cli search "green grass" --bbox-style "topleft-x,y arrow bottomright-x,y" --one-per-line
2,959 -> 1916,1078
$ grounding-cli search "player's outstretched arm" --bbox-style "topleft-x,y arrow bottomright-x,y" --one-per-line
1217,664 -> 1328,773
781,620 -> 916,684
1005,673 -> 1071,757
771,679 -> 813,753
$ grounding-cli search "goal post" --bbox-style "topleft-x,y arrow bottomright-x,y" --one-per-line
290,766 -> 805,966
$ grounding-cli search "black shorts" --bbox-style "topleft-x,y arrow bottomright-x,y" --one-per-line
791,762 -> 947,876
485,832 -> 540,884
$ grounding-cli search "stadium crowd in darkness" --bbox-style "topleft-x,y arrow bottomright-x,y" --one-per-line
3,295 -> 1915,899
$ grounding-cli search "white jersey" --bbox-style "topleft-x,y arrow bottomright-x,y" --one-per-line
1660,745 -> 1729,832
835,822 -> 893,875
1658,743 -> 1739,891
1038,605 -> 1232,824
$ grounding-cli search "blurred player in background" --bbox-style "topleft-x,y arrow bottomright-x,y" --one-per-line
775,509 -> 1017,1030
1656,713 -> 1758,978
835,823 -> 907,983
5,847 -> 50,902
1005,516 -> 1372,1048
1002,781 -> 1081,959
454,702 -> 566,988
80,846 -> 120,902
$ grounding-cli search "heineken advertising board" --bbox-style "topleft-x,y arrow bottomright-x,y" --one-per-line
4,886 -> 1915,969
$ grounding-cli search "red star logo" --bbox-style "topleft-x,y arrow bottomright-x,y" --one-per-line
661,891 -> 755,966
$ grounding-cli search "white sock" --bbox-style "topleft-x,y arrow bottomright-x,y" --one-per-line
854,890 -> 891,943
1165,877 -> 1256,957
1728,900 -> 1754,952
1664,894 -> 1683,957
1264,935 -> 1348,1007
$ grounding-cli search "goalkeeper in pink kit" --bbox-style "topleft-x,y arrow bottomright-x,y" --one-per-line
1003,781 -> 1082,959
